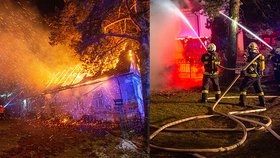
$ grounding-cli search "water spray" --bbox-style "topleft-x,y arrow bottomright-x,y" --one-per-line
4,90 -> 23,108
170,2 -> 207,50
219,11 -> 273,50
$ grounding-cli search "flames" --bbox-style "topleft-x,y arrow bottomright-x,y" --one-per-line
45,43 -> 137,89
46,64 -> 89,88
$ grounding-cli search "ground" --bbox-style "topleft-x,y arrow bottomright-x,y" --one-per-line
150,84 -> 280,158
0,118 -> 147,158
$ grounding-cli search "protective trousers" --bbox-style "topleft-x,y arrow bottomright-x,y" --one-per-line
201,75 -> 221,102
239,77 -> 265,106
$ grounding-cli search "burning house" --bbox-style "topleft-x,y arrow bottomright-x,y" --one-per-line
27,71 -> 144,121
171,9 -> 211,88
3,50 -> 144,132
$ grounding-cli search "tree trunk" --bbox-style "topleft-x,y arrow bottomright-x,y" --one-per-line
139,36 -> 150,155
211,17 -> 228,54
223,0 -> 240,84
137,1 -> 150,155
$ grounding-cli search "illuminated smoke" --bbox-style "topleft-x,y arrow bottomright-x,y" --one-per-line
151,0 -> 182,89
0,1 -> 81,95
173,5 -> 207,50
151,0 -> 205,89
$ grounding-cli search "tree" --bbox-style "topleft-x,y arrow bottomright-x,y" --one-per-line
48,0 -> 150,153
195,0 -> 280,83
201,0 -> 240,83
225,0 -> 240,83
240,0 -> 280,32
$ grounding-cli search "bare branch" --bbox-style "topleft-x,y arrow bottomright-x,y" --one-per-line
125,0 -> 141,31
104,32 -> 140,41
103,18 -> 131,33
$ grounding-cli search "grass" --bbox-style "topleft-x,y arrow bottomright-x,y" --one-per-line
150,87 -> 280,158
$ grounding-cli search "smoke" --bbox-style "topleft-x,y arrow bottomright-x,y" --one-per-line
0,1 -> 81,95
150,0 -> 182,89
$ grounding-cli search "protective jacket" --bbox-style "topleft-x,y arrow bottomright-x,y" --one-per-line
239,51 -> 265,107
243,52 -> 264,78
201,51 -> 220,75
200,51 -> 221,102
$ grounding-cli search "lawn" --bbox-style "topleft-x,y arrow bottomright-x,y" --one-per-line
150,86 -> 280,158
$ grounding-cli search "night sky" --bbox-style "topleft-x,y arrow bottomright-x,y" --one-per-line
28,0 -> 65,16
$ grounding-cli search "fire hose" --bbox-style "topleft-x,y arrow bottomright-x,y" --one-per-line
218,64 -> 241,71
150,54 -> 280,156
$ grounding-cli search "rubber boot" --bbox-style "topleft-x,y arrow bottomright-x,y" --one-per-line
215,94 -> 221,101
239,95 -> 246,106
259,96 -> 266,107
201,93 -> 208,103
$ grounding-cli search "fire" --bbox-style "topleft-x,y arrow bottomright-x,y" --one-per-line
46,64 -> 89,88
169,37 -> 208,89
45,43 -> 137,89
62,118 -> 69,124
129,50 -> 133,61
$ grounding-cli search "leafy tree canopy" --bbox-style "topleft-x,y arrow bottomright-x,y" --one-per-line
48,0 -> 149,77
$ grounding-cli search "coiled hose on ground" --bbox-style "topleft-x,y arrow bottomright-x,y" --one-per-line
150,54 -> 280,157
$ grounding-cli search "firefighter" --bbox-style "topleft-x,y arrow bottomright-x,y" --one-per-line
239,42 -> 266,107
200,43 -> 221,103
268,37 -> 280,90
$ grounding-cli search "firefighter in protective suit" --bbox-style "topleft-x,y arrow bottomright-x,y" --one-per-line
201,43 -> 221,103
268,37 -> 280,90
239,42 -> 266,107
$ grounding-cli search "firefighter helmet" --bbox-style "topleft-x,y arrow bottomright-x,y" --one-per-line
248,42 -> 259,53
207,43 -> 216,52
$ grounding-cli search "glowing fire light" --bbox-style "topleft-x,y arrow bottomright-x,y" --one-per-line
129,50 -> 133,61
71,68 -> 84,85
168,2 -> 207,50
93,76 -> 109,83
219,11 -> 273,50
46,72 -> 61,88
62,65 -> 80,86
123,42 -> 127,50
45,42 -> 132,88
46,64 -> 86,88
54,69 -> 67,85
62,118 -> 69,124
57,68 -> 72,85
